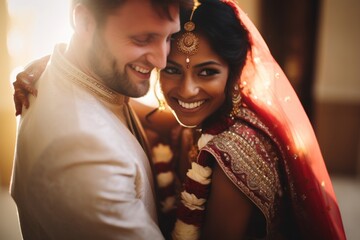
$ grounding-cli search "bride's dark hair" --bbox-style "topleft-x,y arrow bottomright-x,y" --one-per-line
177,0 -> 250,111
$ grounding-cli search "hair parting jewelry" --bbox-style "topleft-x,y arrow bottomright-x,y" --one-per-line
176,0 -> 201,68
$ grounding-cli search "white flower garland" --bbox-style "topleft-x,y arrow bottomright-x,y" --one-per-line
197,133 -> 214,149
152,143 -> 176,213
173,220 -> 199,240
161,195 -> 177,213
172,133 -> 214,240
152,143 -> 173,164
187,162 -> 212,185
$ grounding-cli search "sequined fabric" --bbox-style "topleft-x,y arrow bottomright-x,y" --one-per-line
224,1 -> 345,238
201,107 -> 287,238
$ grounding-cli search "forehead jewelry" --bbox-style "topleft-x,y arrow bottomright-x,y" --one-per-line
177,0 -> 201,68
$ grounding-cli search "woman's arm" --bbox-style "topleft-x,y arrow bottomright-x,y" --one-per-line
13,55 -> 50,115
200,163 -> 253,240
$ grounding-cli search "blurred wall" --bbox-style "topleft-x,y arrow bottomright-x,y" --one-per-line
237,0 -> 260,28
1,0 -> 72,189
0,0 -> 16,188
314,0 -> 360,176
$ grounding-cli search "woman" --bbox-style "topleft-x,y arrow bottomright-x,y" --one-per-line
156,0 -> 346,239
13,0 -> 346,239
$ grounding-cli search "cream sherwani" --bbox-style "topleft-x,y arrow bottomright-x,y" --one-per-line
10,44 -> 164,240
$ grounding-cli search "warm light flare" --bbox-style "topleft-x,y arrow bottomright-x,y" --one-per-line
7,0 -> 72,83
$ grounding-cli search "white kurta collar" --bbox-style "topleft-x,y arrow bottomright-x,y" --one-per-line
51,44 -> 127,106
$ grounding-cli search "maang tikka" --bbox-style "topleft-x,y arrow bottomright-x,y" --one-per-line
177,0 -> 201,68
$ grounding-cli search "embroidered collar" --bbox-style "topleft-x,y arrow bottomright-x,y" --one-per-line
51,44 -> 127,105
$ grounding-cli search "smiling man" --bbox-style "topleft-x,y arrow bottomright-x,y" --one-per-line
10,0 -> 186,239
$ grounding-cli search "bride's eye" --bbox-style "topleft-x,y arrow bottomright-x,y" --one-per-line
163,66 -> 181,75
199,68 -> 220,76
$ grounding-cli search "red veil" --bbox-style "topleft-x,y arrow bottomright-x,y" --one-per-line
224,0 -> 346,239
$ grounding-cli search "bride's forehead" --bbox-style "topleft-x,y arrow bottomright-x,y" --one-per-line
171,34 -> 215,58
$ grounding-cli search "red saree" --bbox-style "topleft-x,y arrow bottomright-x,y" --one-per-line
224,0 -> 346,238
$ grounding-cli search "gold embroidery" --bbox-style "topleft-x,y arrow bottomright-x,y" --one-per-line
52,48 -> 126,105
237,107 -> 299,214
201,115 -> 282,229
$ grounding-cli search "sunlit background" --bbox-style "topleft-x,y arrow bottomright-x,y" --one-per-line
7,0 -> 72,75
1,0 -> 359,239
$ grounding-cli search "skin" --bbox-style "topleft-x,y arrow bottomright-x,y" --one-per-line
160,33 -> 254,239
11,1 -> 184,239
13,5 -> 254,238
160,34 -> 229,127
201,164 -> 254,239
12,1 -> 182,137
65,1 -> 180,98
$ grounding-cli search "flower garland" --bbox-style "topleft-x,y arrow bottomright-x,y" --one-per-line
151,108 -> 235,239
151,143 -> 177,214
172,133 -> 214,240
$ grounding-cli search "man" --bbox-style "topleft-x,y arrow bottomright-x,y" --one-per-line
10,0 -> 185,239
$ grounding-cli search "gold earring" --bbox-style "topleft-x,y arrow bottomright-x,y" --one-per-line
145,69 -> 166,123
155,69 -> 166,111
229,84 -> 242,119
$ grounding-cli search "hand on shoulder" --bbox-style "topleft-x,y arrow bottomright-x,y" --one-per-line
13,55 -> 50,115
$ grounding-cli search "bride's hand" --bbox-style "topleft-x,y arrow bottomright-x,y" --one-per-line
13,55 -> 50,116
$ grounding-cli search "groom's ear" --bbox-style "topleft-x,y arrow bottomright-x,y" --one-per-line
72,3 -> 95,36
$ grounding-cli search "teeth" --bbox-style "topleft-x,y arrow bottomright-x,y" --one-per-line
132,65 -> 150,74
178,100 -> 205,109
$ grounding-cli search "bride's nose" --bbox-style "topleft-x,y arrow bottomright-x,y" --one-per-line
178,75 -> 199,98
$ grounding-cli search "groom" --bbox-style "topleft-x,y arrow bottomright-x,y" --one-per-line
10,0 -> 188,239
